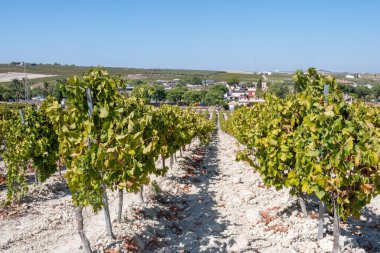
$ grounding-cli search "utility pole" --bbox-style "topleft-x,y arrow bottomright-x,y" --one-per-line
23,62 -> 30,101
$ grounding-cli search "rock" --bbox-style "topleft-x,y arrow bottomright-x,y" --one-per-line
350,238 -> 360,248
232,177 -> 242,184
281,239 -> 291,248
187,195 -> 198,202
22,203 -> 30,209
143,208 -> 157,219
231,197 -> 242,205
318,237 -> 333,253
245,208 -> 261,223
98,246 -> 105,253
160,181 -> 175,191
305,242 -> 318,252
236,234 -> 250,247
288,215 -> 298,224
285,246 -> 298,253
239,190 -> 253,202
210,223 -> 225,233
267,219 -> 279,227
175,203 -> 187,211
340,236 -> 360,251
228,234 -> 250,251
253,239 -> 272,248
181,231 -> 198,246
160,248 -> 173,253
292,241 -> 318,253
131,235 -> 145,253
205,236 -> 223,248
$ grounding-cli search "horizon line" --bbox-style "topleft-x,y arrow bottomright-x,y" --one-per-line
1,62 -> 379,75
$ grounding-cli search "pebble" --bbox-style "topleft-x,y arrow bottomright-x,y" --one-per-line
181,231 -> 198,246
232,177 -> 242,184
245,208 -> 261,223
131,235 -> 145,252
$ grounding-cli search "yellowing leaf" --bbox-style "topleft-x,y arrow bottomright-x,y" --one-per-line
324,110 -> 334,117
99,107 -> 108,118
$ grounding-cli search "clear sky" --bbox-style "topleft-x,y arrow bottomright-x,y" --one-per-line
1,0 -> 379,72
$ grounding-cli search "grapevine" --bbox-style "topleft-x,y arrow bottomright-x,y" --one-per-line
225,68 -> 380,252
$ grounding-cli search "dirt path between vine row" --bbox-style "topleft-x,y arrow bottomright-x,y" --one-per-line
1,128 -> 380,253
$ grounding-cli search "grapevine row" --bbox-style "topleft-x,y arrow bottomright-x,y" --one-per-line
0,69 -> 214,252
223,68 -> 380,252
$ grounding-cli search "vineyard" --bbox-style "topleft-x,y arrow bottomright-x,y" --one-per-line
0,68 -> 380,253
220,69 -> 380,252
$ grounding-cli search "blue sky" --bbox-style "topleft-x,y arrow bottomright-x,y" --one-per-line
1,0 -> 379,72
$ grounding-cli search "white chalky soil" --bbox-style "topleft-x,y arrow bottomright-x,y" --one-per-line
0,128 -> 379,253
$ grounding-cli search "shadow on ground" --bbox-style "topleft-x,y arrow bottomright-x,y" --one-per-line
278,191 -> 380,253
343,207 -> 380,253
130,131 -> 231,252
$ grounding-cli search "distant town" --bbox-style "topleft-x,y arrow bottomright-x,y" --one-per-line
1,62 -> 379,109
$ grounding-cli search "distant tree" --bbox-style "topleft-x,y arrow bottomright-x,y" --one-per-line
337,84 -> 355,94
11,78 -> 23,101
129,80 -> 144,86
372,84 -> 380,100
204,84 -> 228,105
227,76 -> 240,86
245,82 -> 255,88
0,86 -> 4,101
256,78 -> 264,98
166,87 -> 188,103
354,85 -> 371,100
2,92 -> 12,101
30,87 -> 45,97
183,90 -> 205,105
204,92 -> 222,106
208,84 -> 228,94
337,82 -> 380,101
267,82 -> 290,99
130,83 -> 168,103
178,77 -> 190,86
151,85 -> 166,102
257,78 -> 263,90
190,76 -> 203,85
43,81 -> 50,96
0,85 -> 11,101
